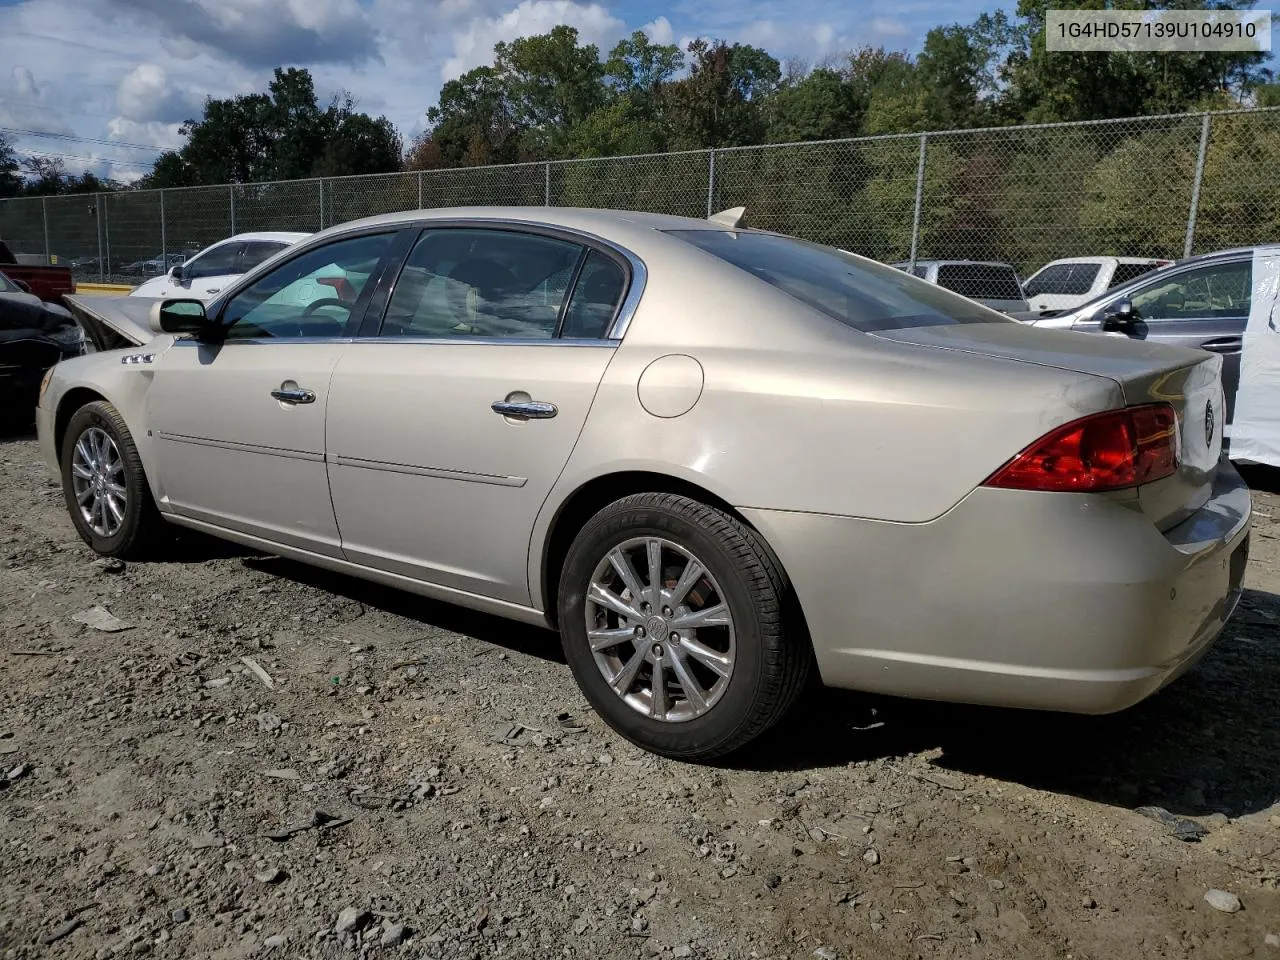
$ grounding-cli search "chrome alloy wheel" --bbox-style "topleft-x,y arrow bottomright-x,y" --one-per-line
584,537 -> 736,722
70,427 -> 127,537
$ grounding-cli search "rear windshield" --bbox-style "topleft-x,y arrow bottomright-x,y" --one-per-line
667,230 -> 1008,331
935,263 -> 1024,301
1023,262 -> 1101,297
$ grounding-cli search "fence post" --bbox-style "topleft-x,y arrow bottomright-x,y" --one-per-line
159,188 -> 167,269
909,133 -> 928,269
95,193 -> 104,282
41,197 -> 50,265
418,170 -> 424,209
229,184 -> 237,234
706,150 -> 716,218
318,178 -> 325,230
102,194 -> 111,279
1184,113 -> 1211,259
544,162 -> 551,206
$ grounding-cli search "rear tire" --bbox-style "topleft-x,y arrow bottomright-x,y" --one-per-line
61,400 -> 168,559
557,493 -> 812,761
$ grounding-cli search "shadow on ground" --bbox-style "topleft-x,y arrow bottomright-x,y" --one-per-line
252,555 -> 565,666
258,541 -> 1280,819
748,586 -> 1280,820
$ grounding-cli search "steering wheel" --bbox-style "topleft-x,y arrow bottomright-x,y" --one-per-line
301,298 -> 351,317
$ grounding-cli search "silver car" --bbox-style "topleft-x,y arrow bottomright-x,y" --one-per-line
37,207 -> 1251,760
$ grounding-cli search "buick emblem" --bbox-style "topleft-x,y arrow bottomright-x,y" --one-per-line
1205,399 -> 1215,446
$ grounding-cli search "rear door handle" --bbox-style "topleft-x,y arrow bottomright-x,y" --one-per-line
491,400 -> 558,419
1201,337 -> 1242,354
271,386 -> 316,404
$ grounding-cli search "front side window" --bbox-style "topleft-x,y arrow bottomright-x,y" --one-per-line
220,232 -> 394,340
380,229 -> 583,339
1023,263 -> 1101,297
1126,261 -> 1252,321
184,242 -> 243,280
670,230 -> 1007,331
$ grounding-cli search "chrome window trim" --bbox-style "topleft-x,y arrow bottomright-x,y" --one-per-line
171,335 -> 618,348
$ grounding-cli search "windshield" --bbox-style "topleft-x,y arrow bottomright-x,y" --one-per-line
667,230 -> 1009,332
1023,262 -> 1101,298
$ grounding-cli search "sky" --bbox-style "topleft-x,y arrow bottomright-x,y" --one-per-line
0,0 -> 1003,183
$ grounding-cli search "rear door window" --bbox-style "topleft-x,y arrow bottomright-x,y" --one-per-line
238,241 -> 289,272
935,264 -> 1024,301
380,229 -> 585,340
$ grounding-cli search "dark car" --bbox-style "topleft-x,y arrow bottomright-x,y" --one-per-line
1014,246 -> 1256,422
0,288 -> 83,429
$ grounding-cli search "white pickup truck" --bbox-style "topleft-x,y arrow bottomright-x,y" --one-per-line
1022,256 -> 1171,313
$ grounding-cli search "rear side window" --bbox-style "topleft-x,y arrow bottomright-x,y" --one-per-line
1109,262 -> 1163,288
561,251 -> 626,338
935,264 -> 1024,301
1023,263 -> 1101,297
239,241 -> 288,272
668,230 -> 1008,331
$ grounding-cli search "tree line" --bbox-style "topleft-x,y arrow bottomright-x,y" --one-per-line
0,0 -> 1275,199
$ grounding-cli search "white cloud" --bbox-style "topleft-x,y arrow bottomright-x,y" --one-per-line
116,64 -> 201,124
869,17 -> 911,39
643,16 -> 675,45
441,0 -> 625,80
106,0 -> 380,68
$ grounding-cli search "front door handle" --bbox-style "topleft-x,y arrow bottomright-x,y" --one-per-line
271,386 -> 316,404
491,400 -> 558,419
1200,337 -> 1242,354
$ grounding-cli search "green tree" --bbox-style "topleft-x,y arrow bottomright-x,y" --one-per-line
663,39 -> 781,149
0,134 -> 20,198
494,25 -> 606,157
145,67 -> 402,185
766,68 -> 863,143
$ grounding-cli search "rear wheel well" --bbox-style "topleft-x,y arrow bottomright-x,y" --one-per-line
55,388 -> 107,461
540,472 -> 799,632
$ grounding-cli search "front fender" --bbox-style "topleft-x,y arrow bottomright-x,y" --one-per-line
40,339 -> 176,507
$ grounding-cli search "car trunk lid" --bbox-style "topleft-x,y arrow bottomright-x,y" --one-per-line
871,322 -> 1224,530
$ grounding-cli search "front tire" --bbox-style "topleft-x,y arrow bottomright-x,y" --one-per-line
61,400 -> 167,559
557,493 -> 812,761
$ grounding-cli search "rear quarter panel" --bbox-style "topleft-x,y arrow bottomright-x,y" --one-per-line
528,237 -> 1124,603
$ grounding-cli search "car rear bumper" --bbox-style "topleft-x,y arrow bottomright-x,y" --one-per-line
742,461 -> 1251,714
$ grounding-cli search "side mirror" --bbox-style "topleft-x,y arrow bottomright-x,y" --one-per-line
150,298 -> 210,337
168,264 -> 184,281
14,278 -> 31,293
1101,297 -> 1134,330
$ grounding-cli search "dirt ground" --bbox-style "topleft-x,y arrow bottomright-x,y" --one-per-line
2,432 -> 1279,960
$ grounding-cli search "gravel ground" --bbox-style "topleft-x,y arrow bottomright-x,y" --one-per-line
2,430 -> 1280,960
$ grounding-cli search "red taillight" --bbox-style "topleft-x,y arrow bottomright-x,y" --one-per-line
983,404 -> 1179,493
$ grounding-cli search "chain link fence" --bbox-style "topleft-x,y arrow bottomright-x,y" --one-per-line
5,107 -> 1280,295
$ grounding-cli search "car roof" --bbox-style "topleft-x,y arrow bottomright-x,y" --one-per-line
1032,256 -> 1168,267
224,231 -> 311,243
